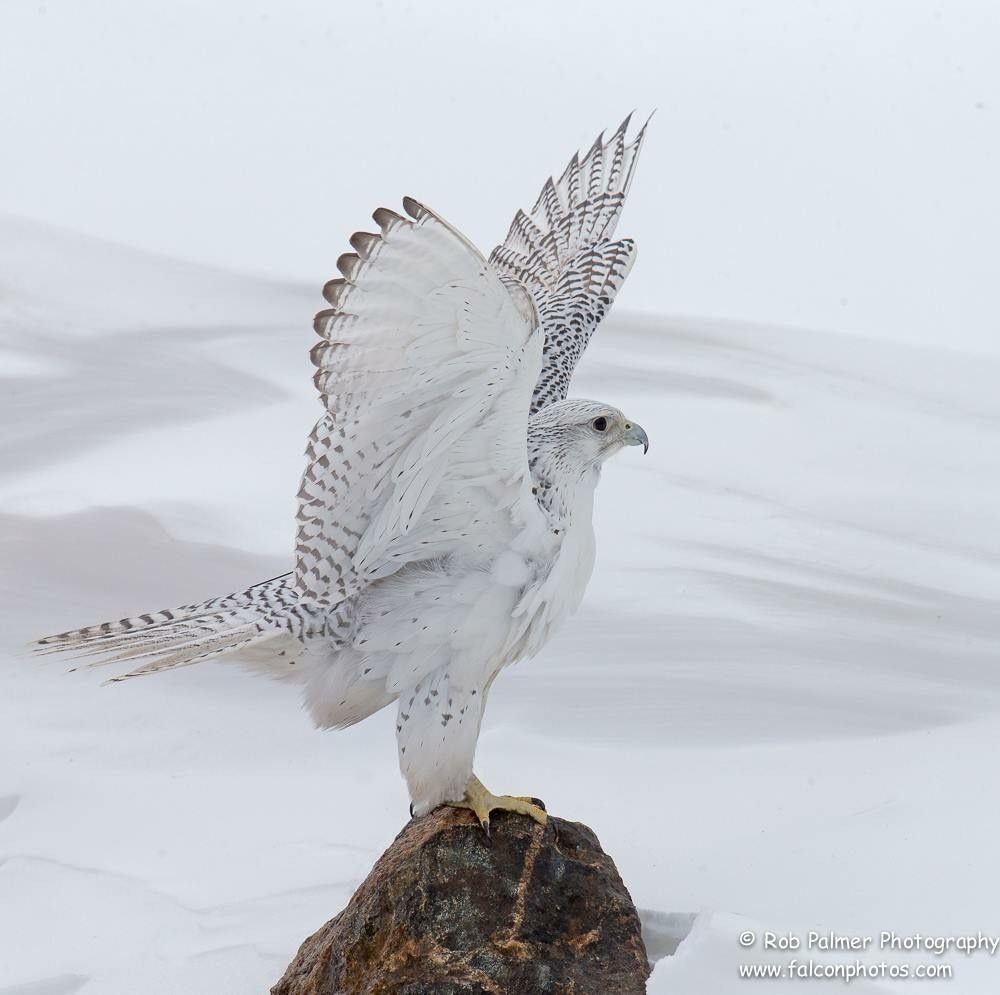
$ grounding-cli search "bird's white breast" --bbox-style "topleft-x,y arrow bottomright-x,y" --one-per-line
510,475 -> 598,662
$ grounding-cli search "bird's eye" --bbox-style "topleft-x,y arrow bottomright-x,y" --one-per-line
592,416 -> 608,432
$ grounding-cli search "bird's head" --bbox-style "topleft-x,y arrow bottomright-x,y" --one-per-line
528,398 -> 649,475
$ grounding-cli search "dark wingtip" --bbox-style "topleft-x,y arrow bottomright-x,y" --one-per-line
615,110 -> 636,138
336,252 -> 361,281
349,230 -> 380,260
402,196 -> 426,220
313,308 -> 337,336
635,108 -> 656,143
321,277 -> 348,306
373,206 -> 405,231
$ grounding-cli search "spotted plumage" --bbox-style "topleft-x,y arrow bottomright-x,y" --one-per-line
36,117 -> 650,816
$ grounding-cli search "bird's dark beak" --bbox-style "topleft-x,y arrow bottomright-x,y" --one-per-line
622,421 -> 649,454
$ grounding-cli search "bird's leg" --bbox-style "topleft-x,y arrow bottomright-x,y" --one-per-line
448,773 -> 547,834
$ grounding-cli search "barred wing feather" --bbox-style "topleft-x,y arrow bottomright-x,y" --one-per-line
297,197 -> 545,610
34,119 -> 641,683
489,114 -> 648,413
36,200 -> 544,674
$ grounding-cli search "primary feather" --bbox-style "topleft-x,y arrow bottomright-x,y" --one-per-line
490,112 -> 649,413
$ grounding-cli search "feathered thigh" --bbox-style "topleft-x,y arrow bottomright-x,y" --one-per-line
302,559 -> 526,813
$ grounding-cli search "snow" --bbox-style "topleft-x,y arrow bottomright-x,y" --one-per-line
2,4 -> 999,986
2,212 -> 998,993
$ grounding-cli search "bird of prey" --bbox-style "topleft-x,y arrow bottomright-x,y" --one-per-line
37,116 -> 650,832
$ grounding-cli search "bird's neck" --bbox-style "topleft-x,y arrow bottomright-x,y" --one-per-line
528,453 -> 601,533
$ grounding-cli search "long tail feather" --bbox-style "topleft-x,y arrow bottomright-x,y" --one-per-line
34,573 -> 299,681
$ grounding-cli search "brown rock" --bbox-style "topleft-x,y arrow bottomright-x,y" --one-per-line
271,806 -> 650,995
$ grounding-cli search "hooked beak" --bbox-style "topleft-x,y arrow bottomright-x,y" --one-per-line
622,421 -> 649,454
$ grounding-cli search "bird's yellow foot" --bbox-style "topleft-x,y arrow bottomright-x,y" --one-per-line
448,774 -> 547,834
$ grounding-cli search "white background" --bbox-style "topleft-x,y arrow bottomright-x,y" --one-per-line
2,3 -> 999,994
1,0 -> 998,353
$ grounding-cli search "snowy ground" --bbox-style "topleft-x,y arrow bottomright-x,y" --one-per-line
2,215 -> 999,994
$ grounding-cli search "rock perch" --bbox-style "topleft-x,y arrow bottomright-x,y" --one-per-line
271,806 -> 650,994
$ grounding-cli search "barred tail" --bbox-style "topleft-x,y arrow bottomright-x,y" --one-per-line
34,573 -> 299,682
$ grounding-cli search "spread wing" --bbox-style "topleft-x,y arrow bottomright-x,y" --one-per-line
296,197 -> 545,612
489,114 -> 648,414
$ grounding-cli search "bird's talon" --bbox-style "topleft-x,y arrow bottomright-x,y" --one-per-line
446,774 -> 547,833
